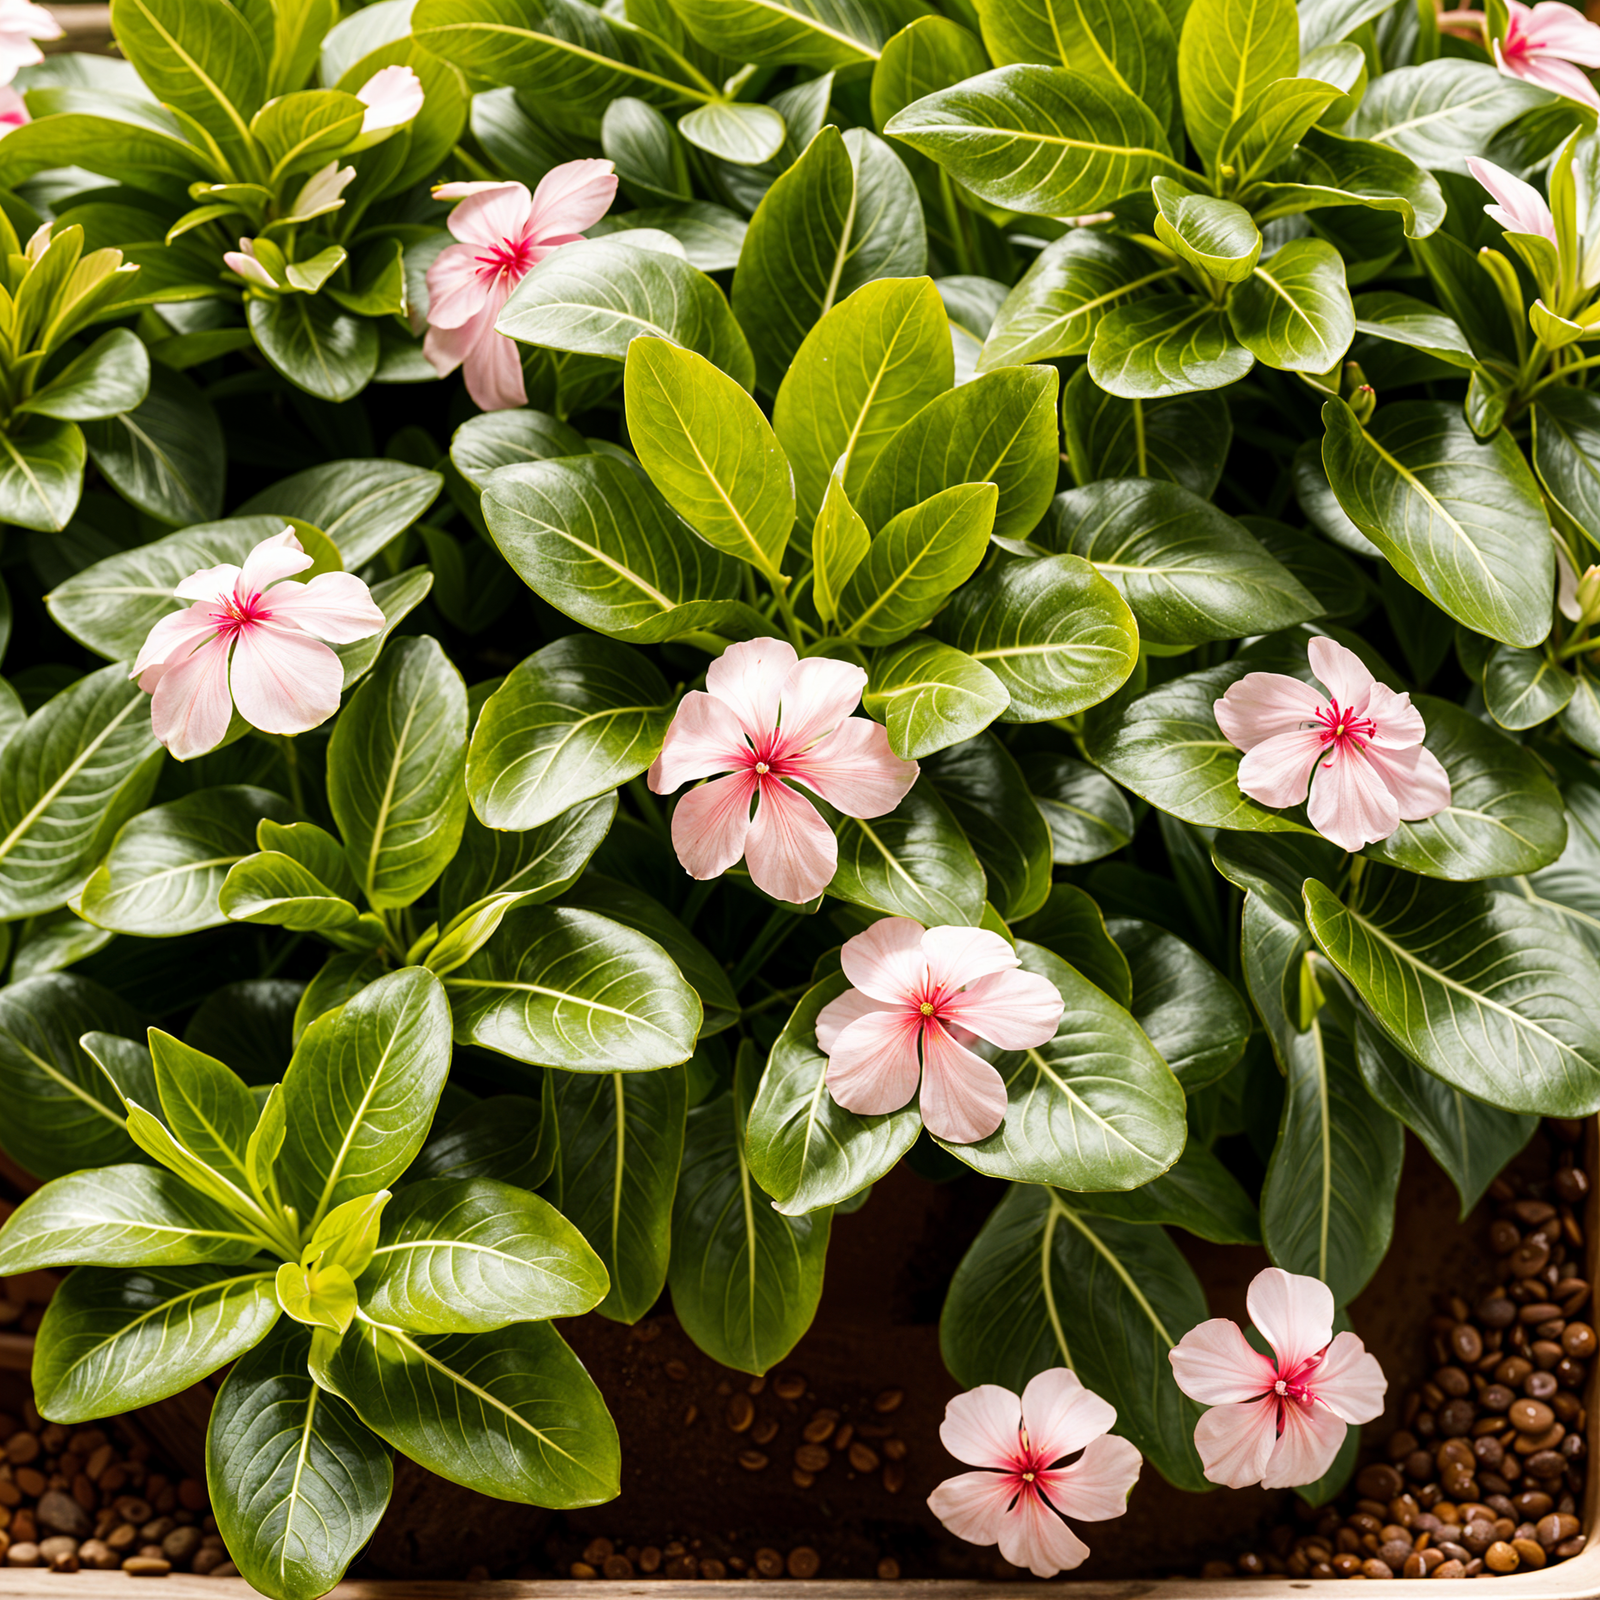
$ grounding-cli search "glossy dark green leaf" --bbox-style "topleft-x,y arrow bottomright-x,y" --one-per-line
411,1092 -> 552,1193
1532,388 -> 1600,549
1013,883 -> 1134,1006
1020,753 -> 1135,865
1089,294 -> 1255,398
829,783 -> 987,926
246,294 -> 380,405
449,410 -> 586,492
863,638 -> 1010,760
1061,367 -> 1232,499
1076,1139 -> 1260,1244
82,366 -> 223,527
0,416 -> 85,533
1251,126 -> 1446,239
21,328 -> 150,422
1227,238 -> 1355,372
871,15 -> 990,129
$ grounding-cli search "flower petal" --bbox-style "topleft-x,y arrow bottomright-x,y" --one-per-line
669,770 -> 755,882
942,967 -> 1064,1051
356,64 -> 424,132
1247,1267 -> 1335,1374
814,986 -> 896,1055
1312,1331 -> 1387,1424
997,1485 -> 1091,1578
229,621 -> 344,736
823,1006 -> 923,1116
132,601 -> 222,676
927,1469 -> 1017,1550
527,158 -> 618,241
939,1383 -> 1023,1468
649,691 -> 747,794
1193,1395 -> 1280,1489
237,529 -> 313,599
1235,726 -> 1325,809
1361,741 -> 1452,823
1261,1398 -> 1349,1490
918,1019 -> 1007,1144
1523,0 -> 1600,63
1308,635 -> 1376,713
261,572 -> 385,643
174,562 -> 242,603
463,290 -> 526,411
149,633 -> 234,760
1038,1433 -> 1142,1523
425,241 -> 489,331
1466,156 -> 1558,242
787,716 -> 918,818
1169,1317 -> 1279,1406
841,916 -> 929,1004
1362,682 -> 1426,748
1307,743 -> 1402,852
705,637 -> 796,745
919,924 -> 1019,995
1503,47 -> 1600,108
1214,670 -> 1323,751
744,776 -> 836,902
1020,1368 -> 1115,1464
445,181 -> 533,248
773,655 -> 868,755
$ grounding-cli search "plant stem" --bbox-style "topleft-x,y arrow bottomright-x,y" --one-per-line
278,734 -> 306,814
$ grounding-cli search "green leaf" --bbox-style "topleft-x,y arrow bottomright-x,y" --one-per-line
1538,388 -> 1600,550
1021,754 -> 1135,865
1013,883 -> 1133,1005
829,783 -> 988,926
1304,868 -> 1600,1116
938,943 -> 1187,1190
624,336 -> 793,579
0,662 -> 162,918
1321,399 -> 1554,649
924,734 -> 1053,921
1356,1010 -> 1535,1218
251,88 -> 365,180
79,785 -> 293,937
443,905 -> 702,1071
1227,238 -> 1355,372
1252,126 -> 1445,240
1352,292 -> 1478,370
1152,178 -> 1261,283
1108,917 -> 1250,1089
1362,695 -> 1566,880
0,417 -> 86,532
238,459 -> 443,570
247,294 -> 381,405
1085,660 -> 1317,833
1563,660 -> 1600,759
336,567 -> 435,693
317,1317 -> 619,1506
773,276 -> 953,527
604,96 -> 692,200
449,410 -> 586,492
932,553 -> 1140,722
412,1092 -> 553,1192
0,981 -> 146,1183
853,365 -> 1059,545
0,1164 -> 262,1274
328,636 -> 468,911
1088,295 -> 1255,398
83,366 -> 224,527
669,1066 -> 832,1373
664,0 -> 899,67
1217,75 -> 1351,188
541,1063 -> 687,1322
884,65 -> 1182,216
277,967 -> 454,1230
482,455 -> 751,644
1177,0 -> 1299,171
499,238 -> 755,393
1061,367 -> 1232,500
34,1264 -> 278,1424
745,972 -> 920,1216
979,231 -> 1180,372
1076,1140 -> 1261,1245
144,1029 -> 260,1201
20,328 -> 151,422
871,16 -> 991,130
1037,478 -> 1320,648
357,1177 -> 608,1332
863,638 -> 1010,760
208,1323 -> 393,1600
1514,754 -> 1600,959
731,125 -> 925,393
812,467 -> 871,624
467,636 -> 671,832
940,1184 -> 1209,1493
219,853 -> 367,937
838,482 -> 998,646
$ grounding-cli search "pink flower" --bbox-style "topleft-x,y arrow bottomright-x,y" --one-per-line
927,1370 -> 1141,1577
815,916 -> 1063,1144
1467,155 -> 1557,241
1169,1268 -> 1387,1490
423,161 -> 617,412
223,238 -> 277,289
1214,635 -> 1450,853
0,83 -> 26,134
131,528 -> 385,761
352,65 -> 424,146
0,0 -> 60,83
1494,0 -> 1600,107
647,638 -> 919,904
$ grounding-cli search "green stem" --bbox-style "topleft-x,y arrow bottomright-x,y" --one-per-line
938,168 -> 974,277
278,734 -> 306,814
628,776 -> 672,840
448,143 -> 497,183
1525,350 -> 1600,399
771,579 -> 806,651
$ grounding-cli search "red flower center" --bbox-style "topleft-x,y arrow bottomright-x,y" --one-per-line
999,1430 -> 1059,1513
1314,697 -> 1377,753
1268,1353 -> 1322,1433
475,234 -> 537,285
213,591 -> 269,638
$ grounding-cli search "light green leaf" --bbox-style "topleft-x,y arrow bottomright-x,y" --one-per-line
219,853 -> 367,937
0,417 -> 86,533
1228,237 -> 1355,372
863,637 -> 1010,760
871,16 -> 990,130
21,328 -> 151,422
812,466 -> 871,623
449,410 -> 586,492
1152,178 -> 1261,283
1088,294 -> 1255,398
1061,367 -> 1232,499
237,459 -> 442,570
1177,0 -> 1299,172
679,100 -> 785,166
665,0 -> 897,67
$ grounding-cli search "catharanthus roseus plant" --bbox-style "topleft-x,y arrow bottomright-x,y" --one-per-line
3,0 -> 1600,1592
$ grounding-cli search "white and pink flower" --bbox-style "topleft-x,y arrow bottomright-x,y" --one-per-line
647,638 -> 919,905
352,65 -> 424,147
927,1369 -> 1141,1577
1467,155 -> 1557,242
1214,636 -> 1450,853
815,916 -> 1063,1144
0,83 -> 27,134
0,0 -> 60,84
131,529 -> 385,760
1170,1268 -> 1386,1490
1493,0 -> 1600,107
423,160 -> 617,411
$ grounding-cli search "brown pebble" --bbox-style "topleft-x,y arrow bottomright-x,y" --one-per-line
835,1423 -> 854,1452
873,1389 -> 904,1414
1362,1558 -> 1393,1579
5,1435 -> 39,1466
49,1551 -> 80,1573
1512,1538 -> 1546,1569
211,1562 -> 239,1577
727,1394 -> 755,1432
773,1374 -> 806,1401
1450,1325 -> 1484,1363
700,1559 -> 726,1580
794,1444 -> 829,1472
569,1561 -> 596,1578
177,1479 -> 206,1513
1556,1534 -> 1587,1558
583,1539 -> 613,1565
787,1547 -> 820,1578
1562,1322 -> 1596,1358
123,1556 -> 172,1576
752,1419 -> 778,1444
78,1540 -> 117,1571
754,1548 -> 784,1577
877,1558 -> 900,1580
1358,1464 -> 1405,1501
802,1411 -> 838,1444
738,1450 -> 769,1472
748,1375 -> 766,1395
682,1404 -> 698,1427
883,1462 -> 905,1493
849,1442 -> 880,1473
791,1470 -> 814,1488
664,1360 -> 689,1381
638,1548 -> 661,1574
1430,1559 -> 1465,1579
1510,1398 -> 1555,1433
1485,1541 -> 1519,1572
